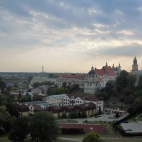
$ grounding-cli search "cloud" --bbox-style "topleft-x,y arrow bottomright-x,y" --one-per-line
0,0 -> 142,72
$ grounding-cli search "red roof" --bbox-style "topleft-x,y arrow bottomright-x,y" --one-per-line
95,66 -> 115,76
57,74 -> 86,79
103,66 -> 115,76
95,69 -> 104,76
59,123 -> 106,134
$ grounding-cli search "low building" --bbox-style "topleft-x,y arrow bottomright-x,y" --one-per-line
56,74 -> 86,88
84,67 -> 100,94
44,94 -> 67,106
30,77 -> 47,88
84,63 -> 117,94
12,101 -> 97,118
63,95 -> 104,112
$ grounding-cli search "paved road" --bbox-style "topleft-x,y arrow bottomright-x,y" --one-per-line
58,113 -> 118,124
86,113 -> 116,122
73,113 -> 117,124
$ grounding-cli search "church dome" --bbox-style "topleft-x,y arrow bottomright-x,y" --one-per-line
88,66 -> 96,74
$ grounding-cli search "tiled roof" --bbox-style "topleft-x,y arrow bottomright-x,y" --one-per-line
95,69 -> 104,76
12,103 -> 29,112
31,104 -> 44,111
88,70 -> 96,74
57,74 -> 86,79
102,66 -> 115,76
95,66 -> 115,76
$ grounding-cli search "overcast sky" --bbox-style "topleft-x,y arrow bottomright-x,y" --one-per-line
0,0 -> 142,73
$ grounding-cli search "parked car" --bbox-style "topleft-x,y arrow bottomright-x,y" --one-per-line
123,121 -> 129,123
125,128 -> 132,131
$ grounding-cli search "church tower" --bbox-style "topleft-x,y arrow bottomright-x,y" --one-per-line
131,57 -> 138,75
132,57 -> 138,71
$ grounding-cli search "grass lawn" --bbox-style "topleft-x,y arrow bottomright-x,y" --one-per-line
137,114 -> 142,118
57,119 -> 78,123
1,134 -> 142,142
0,137 -> 73,142
127,114 -> 139,122
102,138 -> 142,142
136,114 -> 142,121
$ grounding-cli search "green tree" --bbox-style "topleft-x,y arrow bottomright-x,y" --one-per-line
33,95 -> 43,101
0,80 -> 6,91
105,80 -> 114,91
29,112 -> 61,142
9,117 -> 29,142
7,104 -> 19,118
83,131 -> 101,142
0,93 -> 7,106
62,82 -> 67,88
126,74 -> 137,87
80,111 -> 87,118
0,106 -> 16,132
68,111 -> 78,119
116,70 -> 129,89
138,75 -> 142,88
28,76 -> 33,83
98,107 -> 101,115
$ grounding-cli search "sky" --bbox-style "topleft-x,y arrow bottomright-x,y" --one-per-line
0,0 -> 142,73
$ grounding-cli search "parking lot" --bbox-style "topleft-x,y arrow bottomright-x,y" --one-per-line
121,122 -> 142,133
88,113 -> 117,122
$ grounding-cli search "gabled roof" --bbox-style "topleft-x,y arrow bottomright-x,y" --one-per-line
31,104 -> 44,111
12,103 -> 29,112
95,69 -> 104,76
95,66 -> 115,76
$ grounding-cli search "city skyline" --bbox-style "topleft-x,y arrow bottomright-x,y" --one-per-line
0,0 -> 142,72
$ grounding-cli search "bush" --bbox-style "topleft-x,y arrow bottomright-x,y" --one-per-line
68,111 -> 77,119
61,113 -> 67,118
0,129 -> 4,135
80,111 -> 87,118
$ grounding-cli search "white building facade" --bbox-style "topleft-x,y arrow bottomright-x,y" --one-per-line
62,95 -> 104,112
84,67 -> 100,94
84,64 -> 117,94
56,74 -> 86,88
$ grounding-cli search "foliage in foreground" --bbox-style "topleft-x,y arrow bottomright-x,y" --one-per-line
29,112 -> 61,142
8,112 -> 61,142
9,117 -> 29,142
82,131 -> 101,142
